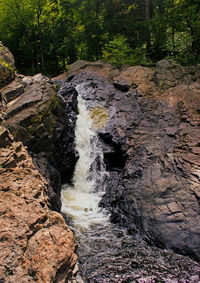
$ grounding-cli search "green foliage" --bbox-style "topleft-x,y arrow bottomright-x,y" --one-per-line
0,0 -> 200,74
102,35 -> 131,67
166,30 -> 195,64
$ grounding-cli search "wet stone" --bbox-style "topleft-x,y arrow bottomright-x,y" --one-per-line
61,74 -> 200,282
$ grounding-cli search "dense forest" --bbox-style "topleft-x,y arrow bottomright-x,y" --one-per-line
0,0 -> 200,74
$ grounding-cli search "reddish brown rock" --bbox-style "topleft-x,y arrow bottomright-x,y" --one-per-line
0,126 -> 77,283
113,65 -> 159,95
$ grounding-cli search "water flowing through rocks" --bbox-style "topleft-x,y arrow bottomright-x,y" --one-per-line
62,83 -> 109,230
61,83 -> 200,282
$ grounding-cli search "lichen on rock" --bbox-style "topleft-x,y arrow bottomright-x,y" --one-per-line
0,41 -> 15,86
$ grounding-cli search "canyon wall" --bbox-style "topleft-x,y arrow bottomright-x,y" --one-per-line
1,41 -> 200,281
65,60 -> 200,261
0,44 -> 78,283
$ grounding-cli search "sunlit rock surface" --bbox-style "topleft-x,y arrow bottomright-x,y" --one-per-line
0,126 -> 77,282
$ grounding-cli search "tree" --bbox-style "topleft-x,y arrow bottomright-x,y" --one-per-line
1,0 -> 200,74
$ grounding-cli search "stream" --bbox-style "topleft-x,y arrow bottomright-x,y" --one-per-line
61,83 -> 200,282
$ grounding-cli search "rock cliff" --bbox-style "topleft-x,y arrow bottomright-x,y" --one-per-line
0,43 -> 78,282
1,73 -> 78,211
0,41 -> 15,122
64,59 -> 200,261
0,126 -> 77,282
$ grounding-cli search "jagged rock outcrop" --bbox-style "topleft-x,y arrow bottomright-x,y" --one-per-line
1,73 -> 78,211
0,44 -> 79,282
64,59 -> 200,261
0,126 -> 77,282
0,42 -> 15,122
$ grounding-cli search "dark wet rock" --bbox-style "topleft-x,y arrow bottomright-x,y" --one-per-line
68,65 -> 200,262
32,153 -> 62,212
77,222 -> 200,282
99,132 -> 126,171
67,60 -> 119,82
51,84 -> 78,184
113,80 -> 130,92
58,84 -> 78,103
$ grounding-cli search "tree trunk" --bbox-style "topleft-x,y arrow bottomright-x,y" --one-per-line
145,0 -> 151,53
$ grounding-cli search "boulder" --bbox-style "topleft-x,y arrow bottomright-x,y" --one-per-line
113,65 -> 159,95
155,59 -> 192,89
0,41 -> 15,86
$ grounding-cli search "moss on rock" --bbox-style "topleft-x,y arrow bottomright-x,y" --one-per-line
0,42 -> 15,85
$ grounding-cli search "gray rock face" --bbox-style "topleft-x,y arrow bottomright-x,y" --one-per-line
68,64 -> 200,262
155,59 -> 193,89
2,79 -> 24,103
1,74 -> 78,212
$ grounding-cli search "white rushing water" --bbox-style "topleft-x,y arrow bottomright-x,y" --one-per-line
61,83 -> 200,283
61,84 -> 109,229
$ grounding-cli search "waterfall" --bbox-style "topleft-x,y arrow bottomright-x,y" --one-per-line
60,83 -> 199,282
61,84 -> 108,229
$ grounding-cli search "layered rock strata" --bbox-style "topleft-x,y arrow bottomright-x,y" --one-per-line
1,73 -> 78,211
2,44 -> 200,277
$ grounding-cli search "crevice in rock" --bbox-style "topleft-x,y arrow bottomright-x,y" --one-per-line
192,191 -> 200,209
53,261 -> 73,283
26,216 -> 48,241
99,132 -> 126,171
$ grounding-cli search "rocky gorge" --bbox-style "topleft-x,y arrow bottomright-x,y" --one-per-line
1,43 -> 200,282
